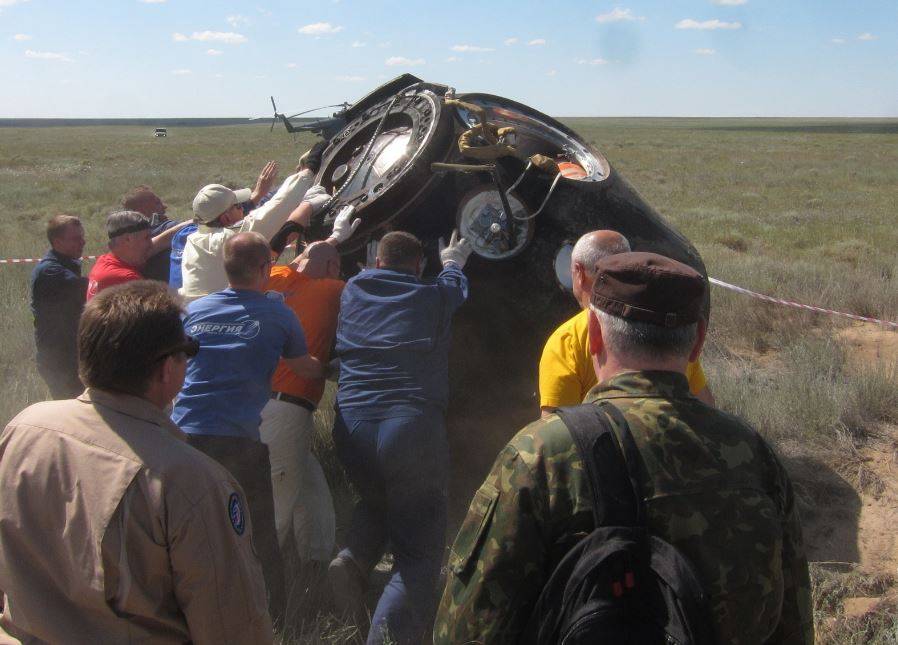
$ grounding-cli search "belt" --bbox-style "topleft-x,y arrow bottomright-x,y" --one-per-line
270,391 -> 316,412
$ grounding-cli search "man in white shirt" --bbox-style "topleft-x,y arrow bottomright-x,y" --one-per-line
180,159 -> 330,302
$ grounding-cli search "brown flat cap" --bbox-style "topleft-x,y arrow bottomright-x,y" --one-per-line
590,252 -> 706,327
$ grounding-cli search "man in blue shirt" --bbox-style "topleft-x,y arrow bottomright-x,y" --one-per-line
329,230 -> 472,645
29,214 -> 88,399
167,221 -> 197,290
171,231 -> 324,626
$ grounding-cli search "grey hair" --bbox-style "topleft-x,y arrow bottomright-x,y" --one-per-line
106,210 -> 149,246
593,308 -> 697,361
571,232 -> 631,276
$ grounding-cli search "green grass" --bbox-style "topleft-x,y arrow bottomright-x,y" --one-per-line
3,118 -> 898,641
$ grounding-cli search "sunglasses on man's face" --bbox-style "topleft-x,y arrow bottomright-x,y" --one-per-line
155,335 -> 200,362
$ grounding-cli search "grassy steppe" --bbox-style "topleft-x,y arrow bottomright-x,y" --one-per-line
2,119 -> 897,642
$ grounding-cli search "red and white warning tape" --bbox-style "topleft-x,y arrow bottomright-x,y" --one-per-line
0,255 -> 99,265
0,252 -> 895,330
709,277 -> 898,330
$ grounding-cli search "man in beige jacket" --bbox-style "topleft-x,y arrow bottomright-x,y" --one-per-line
0,281 -> 273,644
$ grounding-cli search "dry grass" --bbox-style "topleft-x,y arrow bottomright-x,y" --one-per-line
811,565 -> 898,644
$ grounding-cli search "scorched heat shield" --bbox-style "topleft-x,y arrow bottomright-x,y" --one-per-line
283,74 -> 709,524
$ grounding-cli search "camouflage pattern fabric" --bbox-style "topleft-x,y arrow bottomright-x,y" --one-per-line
434,370 -> 813,644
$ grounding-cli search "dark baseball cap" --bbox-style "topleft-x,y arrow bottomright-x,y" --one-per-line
590,252 -> 706,328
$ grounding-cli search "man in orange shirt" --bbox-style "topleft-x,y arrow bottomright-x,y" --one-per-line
260,241 -> 344,567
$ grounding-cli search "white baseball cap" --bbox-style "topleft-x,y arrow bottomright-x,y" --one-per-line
192,184 -> 252,224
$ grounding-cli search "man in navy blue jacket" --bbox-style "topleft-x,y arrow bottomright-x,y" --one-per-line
329,230 -> 472,645
29,214 -> 88,399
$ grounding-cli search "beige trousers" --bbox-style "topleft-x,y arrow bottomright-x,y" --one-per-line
259,398 -> 336,562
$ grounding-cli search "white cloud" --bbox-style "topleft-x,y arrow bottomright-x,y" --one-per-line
0,0 -> 32,5
546,69 -> 557,77
377,41 -> 391,48
503,37 -> 518,46
858,32 -> 877,41
298,22 -> 343,35
173,31 -> 247,44
695,48 -> 716,55
12,33 -> 31,40
831,38 -> 846,45
528,38 -> 546,46
451,44 -> 494,52
712,0 -> 747,4
226,14 -> 249,28
385,56 -> 425,66
25,49 -> 72,62
446,56 -> 461,62
286,62 -> 297,68
351,40 -> 366,47
206,48 -> 223,55
213,73 -> 224,78
336,75 -> 365,81
596,8 -> 645,23
574,57 -> 608,65
138,0 -> 166,3
675,18 -> 742,30
171,68 -> 192,75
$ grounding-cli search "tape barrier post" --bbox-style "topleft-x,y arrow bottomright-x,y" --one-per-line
709,277 -> 898,330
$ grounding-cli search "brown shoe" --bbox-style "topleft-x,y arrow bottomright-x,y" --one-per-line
327,555 -> 368,626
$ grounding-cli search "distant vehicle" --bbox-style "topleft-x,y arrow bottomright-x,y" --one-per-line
153,128 -> 167,138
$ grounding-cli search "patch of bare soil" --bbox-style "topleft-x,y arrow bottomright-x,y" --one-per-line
852,428 -> 898,575
838,322 -> 898,371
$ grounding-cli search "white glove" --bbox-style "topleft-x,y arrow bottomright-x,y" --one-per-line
439,229 -> 472,268
301,184 -> 331,213
329,205 -> 362,243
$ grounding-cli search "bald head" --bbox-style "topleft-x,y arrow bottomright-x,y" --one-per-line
122,186 -> 166,219
295,241 -> 340,279
571,230 -> 630,274
570,229 -> 631,307
224,232 -> 271,288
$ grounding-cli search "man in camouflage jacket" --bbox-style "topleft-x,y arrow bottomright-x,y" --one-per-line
434,252 -> 813,644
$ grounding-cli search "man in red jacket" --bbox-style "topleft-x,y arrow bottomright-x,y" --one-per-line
87,210 -> 188,299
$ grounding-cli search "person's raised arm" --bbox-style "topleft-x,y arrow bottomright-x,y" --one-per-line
436,229 -> 472,312
251,161 -> 279,206
239,159 -> 317,240
149,220 -> 193,255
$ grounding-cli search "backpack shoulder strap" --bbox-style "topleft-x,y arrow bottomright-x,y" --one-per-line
599,403 -> 647,526
556,403 -> 643,527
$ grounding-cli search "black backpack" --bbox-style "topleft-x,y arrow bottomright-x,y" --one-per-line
526,402 -> 717,645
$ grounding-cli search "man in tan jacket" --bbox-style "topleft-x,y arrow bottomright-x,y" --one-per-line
0,281 -> 273,644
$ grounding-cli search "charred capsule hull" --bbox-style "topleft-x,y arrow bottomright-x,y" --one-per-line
308,78 -> 708,524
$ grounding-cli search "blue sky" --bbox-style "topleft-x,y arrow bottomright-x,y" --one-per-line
3,0 -> 897,118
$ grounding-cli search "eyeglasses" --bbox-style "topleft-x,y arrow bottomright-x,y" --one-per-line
154,335 -> 200,362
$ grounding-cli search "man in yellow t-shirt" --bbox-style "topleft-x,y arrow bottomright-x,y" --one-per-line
539,230 -> 713,416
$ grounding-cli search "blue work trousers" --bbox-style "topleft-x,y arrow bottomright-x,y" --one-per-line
332,407 -> 449,645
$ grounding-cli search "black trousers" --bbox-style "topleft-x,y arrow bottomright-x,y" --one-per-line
185,434 -> 286,625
